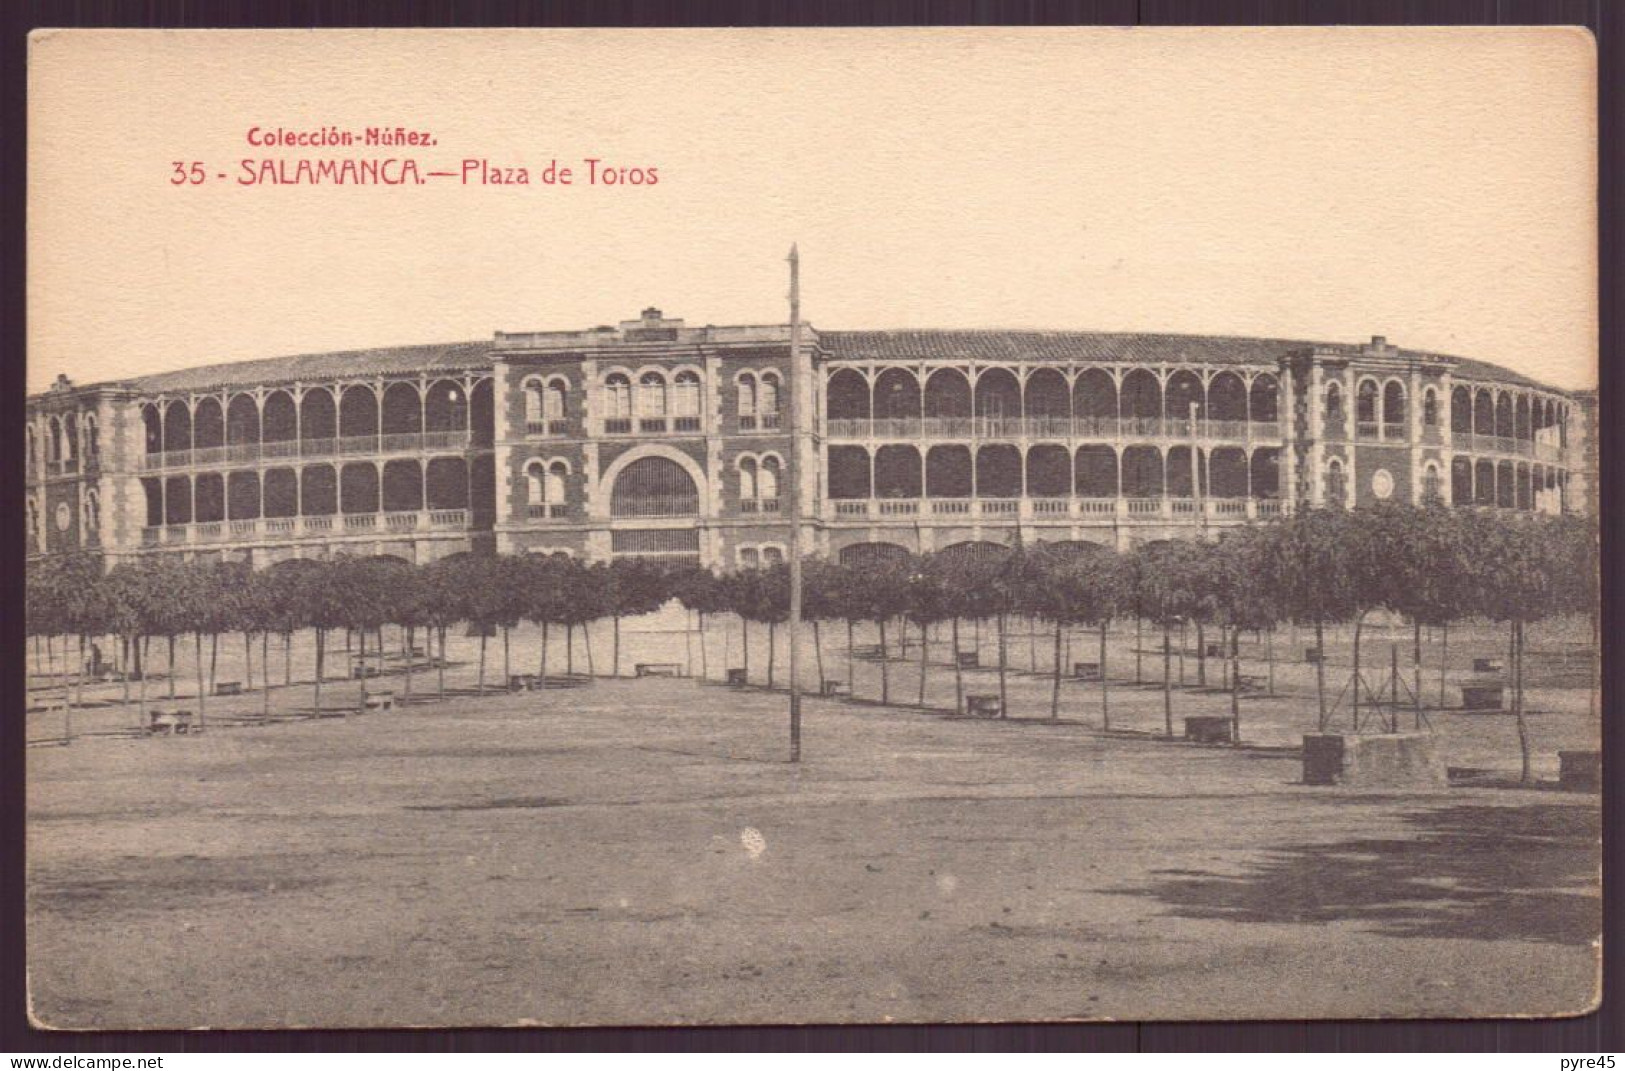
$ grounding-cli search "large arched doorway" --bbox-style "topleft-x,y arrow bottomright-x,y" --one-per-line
610,455 -> 699,517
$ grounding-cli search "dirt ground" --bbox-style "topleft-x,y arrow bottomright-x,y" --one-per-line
26,648 -> 1601,1029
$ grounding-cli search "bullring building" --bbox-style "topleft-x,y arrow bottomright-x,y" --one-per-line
26,307 -> 1592,571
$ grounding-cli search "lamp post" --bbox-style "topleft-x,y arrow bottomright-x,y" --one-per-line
786,244 -> 804,763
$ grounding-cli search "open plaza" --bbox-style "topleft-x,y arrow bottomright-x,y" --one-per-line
25,612 -> 1601,1028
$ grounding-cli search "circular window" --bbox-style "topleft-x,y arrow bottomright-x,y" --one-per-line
1371,468 -> 1395,500
54,502 -> 72,531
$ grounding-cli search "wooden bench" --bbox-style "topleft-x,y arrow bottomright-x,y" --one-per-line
1072,661 -> 1102,681
361,690 -> 395,712
351,663 -> 383,679
1559,750 -> 1600,792
1472,657 -> 1504,674
965,693 -> 1002,718
852,644 -> 884,662
820,678 -> 848,697
1184,715 -> 1234,744
1459,684 -> 1504,712
147,708 -> 195,735
213,680 -> 243,696
726,668 -> 748,687
635,662 -> 684,678
508,673 -> 539,691
1204,643 -> 1225,659
956,651 -> 980,669
1235,673 -> 1266,693
1304,647 -> 1323,664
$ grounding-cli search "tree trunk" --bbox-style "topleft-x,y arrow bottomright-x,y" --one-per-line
537,622 -> 549,689
121,634 -> 132,724
313,627 -> 326,718
284,632 -> 292,691
847,619 -> 856,702
584,621 -> 596,677
1050,619 -> 1062,719
613,615 -> 621,678
813,619 -> 825,692
1412,620 -> 1423,727
1196,621 -> 1207,687
437,627 -> 447,701
194,632 -> 207,731
1351,611 -> 1367,729
502,626 -> 511,689
878,618 -> 890,705
566,622 -> 575,675
262,630 -> 271,722
768,620 -> 777,689
698,613 -> 709,682
1135,617 -> 1143,684
1514,618 -> 1532,784
996,613 -> 1008,719
1028,616 -> 1038,673
1162,616 -> 1173,737
743,618 -> 752,683
168,634 -> 177,700
1315,620 -> 1328,730
138,636 -> 149,728
1099,619 -> 1110,731
1229,624 -> 1241,745
402,626 -> 414,702
1439,622 -> 1450,710
477,629 -> 487,694
209,632 -> 219,696
919,620 -> 929,708
357,626 -> 368,713
951,618 -> 964,715
1266,627 -> 1276,696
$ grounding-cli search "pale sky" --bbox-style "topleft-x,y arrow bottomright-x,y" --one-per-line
28,27 -> 1597,394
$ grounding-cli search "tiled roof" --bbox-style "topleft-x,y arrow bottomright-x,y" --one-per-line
820,330 -> 1568,394
820,329 -> 1321,366
75,329 -> 1566,398
114,340 -> 493,396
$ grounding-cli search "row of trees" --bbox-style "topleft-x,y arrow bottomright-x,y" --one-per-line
28,503 -> 1595,780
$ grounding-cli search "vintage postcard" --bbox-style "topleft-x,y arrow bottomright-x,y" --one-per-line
25,27 -> 1600,1028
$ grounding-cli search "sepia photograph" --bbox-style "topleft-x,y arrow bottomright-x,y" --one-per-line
24,27 -> 1601,1029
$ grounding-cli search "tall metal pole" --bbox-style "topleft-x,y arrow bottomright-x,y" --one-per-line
786,244 -> 804,763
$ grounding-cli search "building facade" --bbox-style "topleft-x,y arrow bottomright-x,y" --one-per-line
26,309 -> 1592,571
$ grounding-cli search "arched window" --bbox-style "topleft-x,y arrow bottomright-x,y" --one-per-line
1324,382 -> 1344,438
1382,381 -> 1406,438
759,373 -> 781,429
738,456 -> 759,504
1325,459 -> 1346,506
1422,388 -> 1439,428
739,546 -> 760,569
604,373 -> 632,432
761,546 -> 784,566
47,417 -> 62,463
638,372 -> 668,431
526,460 -> 569,517
83,489 -> 100,537
523,379 -> 545,427
545,381 -> 567,422
82,414 -> 99,459
673,370 -> 701,431
1356,380 -> 1379,438
1422,464 -> 1441,502
759,456 -> 781,508
737,373 -> 758,428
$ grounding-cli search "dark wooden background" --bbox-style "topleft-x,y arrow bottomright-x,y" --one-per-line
2,0 -> 1617,1054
